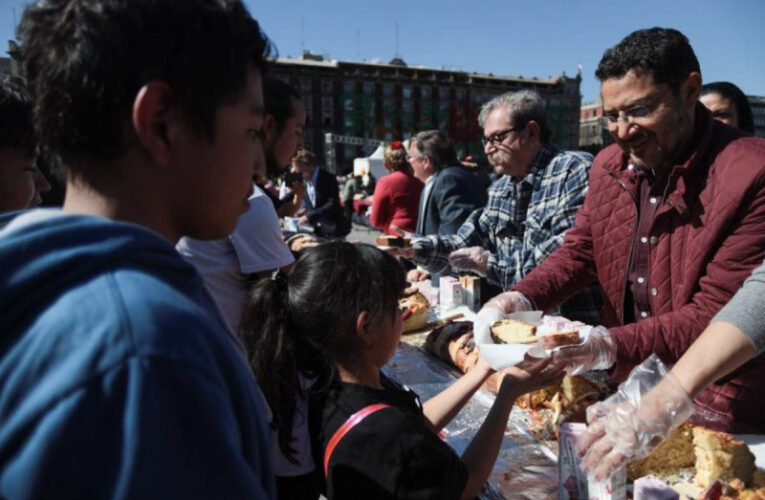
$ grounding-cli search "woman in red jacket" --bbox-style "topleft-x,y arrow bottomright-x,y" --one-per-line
370,141 -> 423,236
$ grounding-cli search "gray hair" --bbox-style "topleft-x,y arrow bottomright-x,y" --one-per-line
477,90 -> 551,143
412,129 -> 458,172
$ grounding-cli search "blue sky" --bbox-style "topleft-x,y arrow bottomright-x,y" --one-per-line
2,0 -> 764,103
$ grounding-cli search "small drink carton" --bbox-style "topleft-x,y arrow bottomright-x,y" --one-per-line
459,275 -> 481,311
439,276 -> 464,310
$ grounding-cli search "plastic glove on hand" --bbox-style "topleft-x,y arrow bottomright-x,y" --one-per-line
577,354 -> 695,481
448,246 -> 489,274
552,325 -> 616,375
473,291 -> 531,344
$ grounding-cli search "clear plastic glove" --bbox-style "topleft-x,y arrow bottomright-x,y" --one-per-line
577,354 -> 695,481
472,291 -> 532,344
448,246 -> 490,275
552,325 -> 617,375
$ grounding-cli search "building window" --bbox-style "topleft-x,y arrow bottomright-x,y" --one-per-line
421,86 -> 431,99
300,79 -> 312,94
344,81 -> 355,94
456,88 -> 466,100
322,80 -> 333,94
439,87 -> 449,100
383,84 -> 394,97
402,86 -> 412,99
363,82 -> 375,96
402,100 -> 413,113
344,98 -> 354,111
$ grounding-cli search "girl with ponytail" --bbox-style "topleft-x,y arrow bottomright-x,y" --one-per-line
243,241 -> 564,500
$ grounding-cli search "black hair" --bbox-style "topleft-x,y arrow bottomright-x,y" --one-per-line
701,81 -> 755,134
595,28 -> 700,91
0,75 -> 35,156
18,0 -> 273,175
264,77 -> 301,134
241,241 -> 407,462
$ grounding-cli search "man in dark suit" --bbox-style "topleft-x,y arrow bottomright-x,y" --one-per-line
408,130 -> 487,237
296,149 -> 351,237
406,130 -> 487,282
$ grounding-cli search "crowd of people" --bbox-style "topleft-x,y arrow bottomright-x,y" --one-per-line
0,0 -> 764,499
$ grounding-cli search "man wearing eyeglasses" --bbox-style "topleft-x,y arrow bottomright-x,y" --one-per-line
482,28 -> 765,432
400,90 -> 601,324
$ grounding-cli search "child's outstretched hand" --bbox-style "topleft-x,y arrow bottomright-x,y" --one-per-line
497,354 -> 566,397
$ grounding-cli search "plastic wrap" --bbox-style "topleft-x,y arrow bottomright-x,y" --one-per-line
581,354 -> 694,481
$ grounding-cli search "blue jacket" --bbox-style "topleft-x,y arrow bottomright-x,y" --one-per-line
0,211 -> 274,499
417,165 -> 487,237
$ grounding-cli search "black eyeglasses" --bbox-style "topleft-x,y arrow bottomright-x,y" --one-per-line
481,125 -> 524,146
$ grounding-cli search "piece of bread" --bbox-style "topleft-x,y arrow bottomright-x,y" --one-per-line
625,424 -> 756,489
535,330 -> 581,349
513,375 -> 599,410
693,426 -> 756,488
490,319 -> 537,344
515,384 -> 560,409
627,424 -> 696,481
400,291 -> 429,332
375,235 -> 411,248
560,375 -> 600,406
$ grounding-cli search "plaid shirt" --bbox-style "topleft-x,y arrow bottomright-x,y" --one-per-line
413,143 -> 602,324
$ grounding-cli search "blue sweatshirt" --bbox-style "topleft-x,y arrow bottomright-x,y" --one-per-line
0,210 -> 274,499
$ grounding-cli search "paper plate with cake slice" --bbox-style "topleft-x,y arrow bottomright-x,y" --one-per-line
475,311 -> 594,370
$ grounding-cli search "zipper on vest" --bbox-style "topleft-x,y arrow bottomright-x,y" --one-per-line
613,173 -> 638,325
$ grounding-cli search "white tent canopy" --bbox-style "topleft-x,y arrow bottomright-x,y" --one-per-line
353,144 -> 386,180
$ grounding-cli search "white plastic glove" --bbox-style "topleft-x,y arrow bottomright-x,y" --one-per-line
551,325 -> 617,375
448,246 -> 490,275
577,354 -> 695,481
472,291 -> 532,344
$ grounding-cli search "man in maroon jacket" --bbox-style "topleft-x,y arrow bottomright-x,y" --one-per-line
476,27 -> 765,432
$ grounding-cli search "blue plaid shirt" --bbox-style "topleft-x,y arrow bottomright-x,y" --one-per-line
412,143 -> 602,324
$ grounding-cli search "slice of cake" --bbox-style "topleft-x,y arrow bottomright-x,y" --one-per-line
536,330 -> 582,349
693,426 -> 756,488
560,375 -> 600,405
627,424 -> 696,482
490,319 -> 537,344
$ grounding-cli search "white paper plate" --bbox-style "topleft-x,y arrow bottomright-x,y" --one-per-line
476,311 -> 591,371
